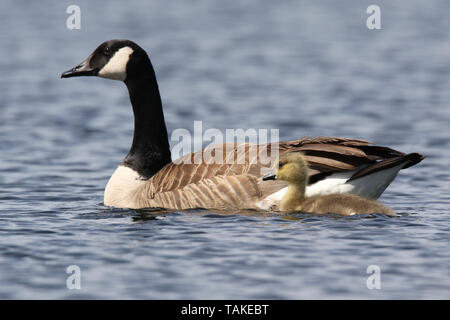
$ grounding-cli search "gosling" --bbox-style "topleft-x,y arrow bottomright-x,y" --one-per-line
263,152 -> 395,216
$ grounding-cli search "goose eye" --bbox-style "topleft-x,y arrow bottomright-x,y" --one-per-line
104,47 -> 111,55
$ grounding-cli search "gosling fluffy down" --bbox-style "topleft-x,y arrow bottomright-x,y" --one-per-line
263,152 -> 395,216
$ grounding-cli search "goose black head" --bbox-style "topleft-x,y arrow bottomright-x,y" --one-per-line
61,39 -> 151,81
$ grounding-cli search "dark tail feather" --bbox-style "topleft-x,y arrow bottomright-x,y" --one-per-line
348,152 -> 425,182
401,152 -> 426,169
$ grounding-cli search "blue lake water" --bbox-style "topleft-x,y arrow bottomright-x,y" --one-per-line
0,0 -> 449,299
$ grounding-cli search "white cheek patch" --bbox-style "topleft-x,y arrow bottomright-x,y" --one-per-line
98,46 -> 134,80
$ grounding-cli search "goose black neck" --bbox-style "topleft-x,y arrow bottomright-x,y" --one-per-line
123,69 -> 171,179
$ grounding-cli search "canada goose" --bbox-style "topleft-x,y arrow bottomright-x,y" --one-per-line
263,152 -> 395,215
61,39 -> 424,210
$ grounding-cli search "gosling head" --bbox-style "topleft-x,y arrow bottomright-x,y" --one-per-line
61,39 -> 151,81
262,152 -> 309,185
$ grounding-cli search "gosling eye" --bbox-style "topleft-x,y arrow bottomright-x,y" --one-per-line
278,161 -> 285,168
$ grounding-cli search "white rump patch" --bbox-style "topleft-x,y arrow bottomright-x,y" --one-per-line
98,46 -> 134,80
305,163 -> 405,199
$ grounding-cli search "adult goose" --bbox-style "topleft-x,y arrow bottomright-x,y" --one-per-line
61,39 -> 424,210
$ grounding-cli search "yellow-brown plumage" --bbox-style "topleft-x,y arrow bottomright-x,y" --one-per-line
269,152 -> 395,216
